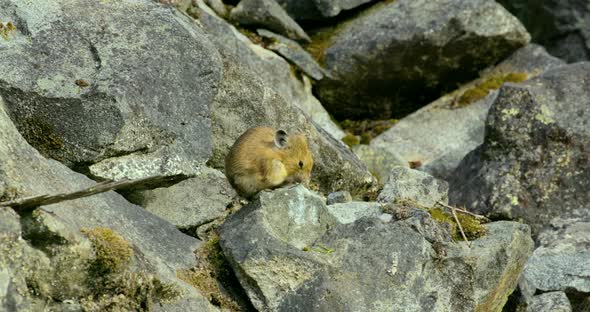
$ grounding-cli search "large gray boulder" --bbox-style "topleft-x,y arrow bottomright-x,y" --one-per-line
0,97 -> 215,310
315,0 -> 531,119
449,63 -> 590,235
370,44 -> 565,180
527,292 -> 572,312
498,0 -> 590,62
219,186 -> 533,312
196,0 -> 345,140
0,0 -> 222,180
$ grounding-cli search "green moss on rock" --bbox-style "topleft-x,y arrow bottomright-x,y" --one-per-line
82,227 -> 132,274
454,72 -> 528,107
429,208 -> 487,241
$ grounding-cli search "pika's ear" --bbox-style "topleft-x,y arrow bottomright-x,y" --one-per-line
274,129 -> 289,148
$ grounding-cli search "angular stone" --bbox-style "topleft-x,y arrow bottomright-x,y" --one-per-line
527,292 -> 572,312
378,167 -> 449,207
315,0 -> 530,120
326,190 -> 352,205
276,0 -> 379,20
128,167 -> 235,230
352,144 -> 408,183
229,0 -> 310,42
449,63 -> 590,235
257,29 -> 328,80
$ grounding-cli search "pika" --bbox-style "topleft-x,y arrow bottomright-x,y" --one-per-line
224,127 -> 314,199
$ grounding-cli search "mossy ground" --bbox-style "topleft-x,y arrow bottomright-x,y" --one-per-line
453,72 -> 528,107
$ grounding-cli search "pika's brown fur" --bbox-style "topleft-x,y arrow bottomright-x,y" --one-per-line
224,127 -> 314,199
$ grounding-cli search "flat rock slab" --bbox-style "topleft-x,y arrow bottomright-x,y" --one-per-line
0,0 -> 222,179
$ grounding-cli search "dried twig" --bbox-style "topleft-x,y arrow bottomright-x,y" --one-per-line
0,174 -> 190,212
449,205 -> 470,246
436,201 -> 490,222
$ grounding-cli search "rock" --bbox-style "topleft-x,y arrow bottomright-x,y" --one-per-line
204,0 -> 228,18
315,0 -> 530,120
527,292 -> 572,312
257,29 -> 328,80
223,185 -> 338,250
326,201 -> 382,224
370,44 -> 565,180
208,55 -> 375,195
195,0 -> 345,140
0,96 -> 215,310
449,63 -> 590,235
498,0 -> 590,62
160,0 -> 192,11
219,186 -> 534,311
229,0 -> 310,42
127,167 -> 235,230
521,217 -> 590,299
352,144 -> 408,183
326,190 -> 352,205
0,0 -> 222,180
276,0 -> 379,20
377,167 -> 449,207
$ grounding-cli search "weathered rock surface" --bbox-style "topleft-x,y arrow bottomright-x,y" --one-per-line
204,0 -> 228,18
498,0 -> 590,63
378,167 -> 449,207
352,144 -> 408,183
0,97 -> 214,310
520,216 -> 590,308
219,186 -> 533,312
257,29 -> 328,80
315,0 -> 531,119
370,44 -> 565,180
326,201 -> 382,224
275,0 -> 378,20
449,63 -> 590,235
527,292 -> 572,312
229,0 -> 310,42
326,190 -> 352,205
0,0 -> 222,180
127,167 -> 235,230
196,0 -> 345,140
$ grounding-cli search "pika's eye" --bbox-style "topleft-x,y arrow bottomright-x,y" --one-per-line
298,160 -> 303,168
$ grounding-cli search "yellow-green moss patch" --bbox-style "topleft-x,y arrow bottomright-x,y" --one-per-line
454,72 -> 528,108
82,227 -> 132,274
429,208 -> 487,241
